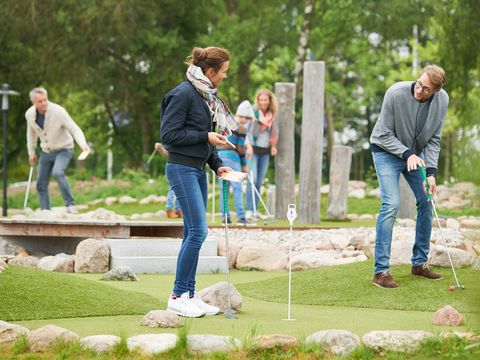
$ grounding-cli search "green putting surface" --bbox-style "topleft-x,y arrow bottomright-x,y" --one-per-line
7,264 -> 479,338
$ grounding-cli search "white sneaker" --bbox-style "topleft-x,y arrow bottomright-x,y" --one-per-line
66,205 -> 79,214
190,293 -> 220,316
167,292 -> 206,318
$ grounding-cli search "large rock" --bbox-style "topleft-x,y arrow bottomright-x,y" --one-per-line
305,330 -> 360,356
291,252 -> 337,270
102,266 -> 138,281
217,238 -> 240,269
9,255 -> 39,269
390,238 -> 414,265
28,325 -> 79,352
472,257 -> 480,270
236,242 -> 287,271
348,180 -> 367,190
74,239 -> 110,273
348,235 -> 368,250
127,334 -> 177,355
330,234 -> 350,250
433,305 -> 464,326
37,255 -> 74,272
80,335 -> 121,353
446,218 -> 461,230
187,335 -> 240,353
314,240 -> 333,251
80,208 -> 125,221
0,258 -> 7,272
348,189 -> 366,199
363,330 -> 433,352
459,218 -> 480,229
118,196 -> 137,204
141,310 -> 182,328
0,320 -> 29,344
255,334 -> 299,349
197,281 -> 242,312
0,240 -> 25,256
429,245 -> 472,268
104,197 -> 118,206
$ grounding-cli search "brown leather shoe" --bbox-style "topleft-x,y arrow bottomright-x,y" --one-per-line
166,209 -> 179,218
175,210 -> 183,218
373,271 -> 399,288
411,263 -> 443,280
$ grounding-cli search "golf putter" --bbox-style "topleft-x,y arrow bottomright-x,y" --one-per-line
222,180 -> 238,319
420,166 -> 465,290
23,165 -> 34,211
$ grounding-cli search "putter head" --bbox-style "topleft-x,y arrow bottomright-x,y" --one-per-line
224,309 -> 238,319
456,285 -> 465,290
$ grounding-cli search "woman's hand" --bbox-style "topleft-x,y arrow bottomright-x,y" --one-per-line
217,166 -> 232,177
208,132 -> 227,146
246,144 -> 253,159
271,146 -> 277,156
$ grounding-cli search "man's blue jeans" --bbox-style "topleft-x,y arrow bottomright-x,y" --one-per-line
166,162 -> 208,296
166,187 -> 180,211
218,156 -> 246,220
36,149 -> 75,209
372,151 -> 432,274
246,152 -> 270,212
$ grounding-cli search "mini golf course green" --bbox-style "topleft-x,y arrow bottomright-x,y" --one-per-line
2,260 -> 478,339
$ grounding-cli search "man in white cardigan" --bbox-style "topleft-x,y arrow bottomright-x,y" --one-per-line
25,87 -> 90,214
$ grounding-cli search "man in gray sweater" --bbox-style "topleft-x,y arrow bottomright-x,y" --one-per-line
26,87 -> 90,214
370,65 -> 448,288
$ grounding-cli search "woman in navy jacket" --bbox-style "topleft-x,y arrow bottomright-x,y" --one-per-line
161,47 -> 234,317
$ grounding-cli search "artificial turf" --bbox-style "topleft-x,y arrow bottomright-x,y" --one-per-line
0,266 -> 163,321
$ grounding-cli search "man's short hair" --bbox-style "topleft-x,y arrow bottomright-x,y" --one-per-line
29,87 -> 48,102
421,65 -> 446,92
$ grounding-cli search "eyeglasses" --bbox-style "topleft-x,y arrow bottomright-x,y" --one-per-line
415,80 -> 433,95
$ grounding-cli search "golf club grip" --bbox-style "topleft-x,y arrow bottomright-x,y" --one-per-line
419,166 -> 433,200
222,180 -> 228,213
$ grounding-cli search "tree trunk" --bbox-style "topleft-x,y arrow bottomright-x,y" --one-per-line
325,94 -> 335,166
327,145 -> 353,219
274,82 -> 296,219
298,61 -> 325,224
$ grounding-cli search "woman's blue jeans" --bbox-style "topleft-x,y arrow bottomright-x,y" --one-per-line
372,151 -> 432,274
36,149 -> 75,209
218,156 -> 245,220
166,162 -> 208,296
246,152 -> 270,212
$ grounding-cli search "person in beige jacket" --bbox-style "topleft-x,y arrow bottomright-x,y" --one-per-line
25,87 -> 90,213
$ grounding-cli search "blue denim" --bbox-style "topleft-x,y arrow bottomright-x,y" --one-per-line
166,187 -> 180,211
166,162 -> 208,296
218,156 -> 246,220
372,151 -> 432,274
246,152 -> 270,212
36,149 -> 75,209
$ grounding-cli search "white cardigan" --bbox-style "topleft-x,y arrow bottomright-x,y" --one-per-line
25,101 -> 87,156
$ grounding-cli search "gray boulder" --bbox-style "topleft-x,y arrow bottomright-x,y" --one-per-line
0,320 -> 29,344
140,310 -> 182,328
433,305 -> 464,326
38,255 -> 74,272
187,334 -> 241,353
363,330 -> 433,353
127,333 -> 177,355
27,325 -> 79,352
9,255 -> 39,269
102,266 -> 138,281
306,330 -> 360,356
80,335 -> 121,353
429,245 -> 472,268
74,239 -> 110,273
255,334 -> 299,349
198,281 -> 242,312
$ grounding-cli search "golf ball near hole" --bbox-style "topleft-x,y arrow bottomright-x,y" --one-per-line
448,285 -> 456,292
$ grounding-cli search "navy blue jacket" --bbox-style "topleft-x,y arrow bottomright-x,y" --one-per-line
160,81 -> 223,172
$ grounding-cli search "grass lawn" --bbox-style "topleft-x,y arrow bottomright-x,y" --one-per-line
5,262 -> 479,339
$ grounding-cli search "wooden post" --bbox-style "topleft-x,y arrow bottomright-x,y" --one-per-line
398,174 -> 416,219
274,82 -> 296,218
298,61 -> 325,224
327,145 -> 353,219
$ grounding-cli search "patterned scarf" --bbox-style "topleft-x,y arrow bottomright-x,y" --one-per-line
186,64 -> 238,136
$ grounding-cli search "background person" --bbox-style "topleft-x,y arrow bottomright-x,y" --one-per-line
155,142 -> 182,218
217,100 -> 255,226
245,89 -> 279,219
161,46 -> 234,317
369,65 -> 449,288
25,87 -> 90,214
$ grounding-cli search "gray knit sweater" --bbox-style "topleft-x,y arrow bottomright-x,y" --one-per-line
370,81 -> 449,173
